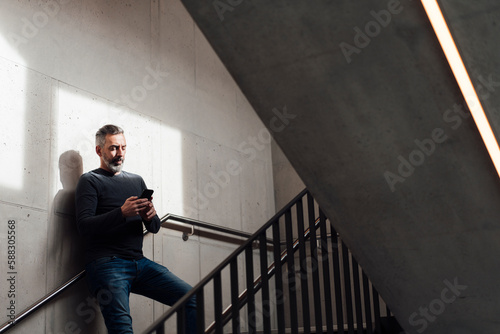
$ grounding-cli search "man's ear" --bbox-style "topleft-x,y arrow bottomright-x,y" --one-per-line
96,145 -> 102,157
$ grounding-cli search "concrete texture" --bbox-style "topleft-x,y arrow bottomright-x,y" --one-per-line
179,0 -> 500,333
0,0 -> 275,333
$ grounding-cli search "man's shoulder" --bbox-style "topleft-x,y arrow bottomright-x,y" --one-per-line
78,168 -> 113,185
120,170 -> 141,178
80,168 -> 107,179
120,170 -> 146,184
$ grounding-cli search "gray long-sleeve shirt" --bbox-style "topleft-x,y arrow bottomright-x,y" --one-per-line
75,168 -> 161,264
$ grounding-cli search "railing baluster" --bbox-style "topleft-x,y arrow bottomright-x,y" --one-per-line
273,220 -> 286,333
351,258 -> 364,334
372,289 -> 382,334
329,223 -> 344,334
296,198 -> 311,334
259,233 -> 271,333
230,258 -> 240,333
245,246 -> 256,333
362,272 -> 373,334
342,241 -> 355,334
214,272 -> 223,334
307,193 -> 323,333
177,306 -> 186,334
196,288 -> 205,334
319,209 -> 334,334
285,209 -> 299,334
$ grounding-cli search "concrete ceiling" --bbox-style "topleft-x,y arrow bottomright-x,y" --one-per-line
179,0 -> 500,332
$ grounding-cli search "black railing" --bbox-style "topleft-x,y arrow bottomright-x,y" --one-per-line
142,189 -> 401,334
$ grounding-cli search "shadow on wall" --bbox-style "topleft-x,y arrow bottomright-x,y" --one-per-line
45,150 -> 105,333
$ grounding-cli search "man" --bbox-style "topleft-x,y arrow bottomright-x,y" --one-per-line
75,124 -> 196,333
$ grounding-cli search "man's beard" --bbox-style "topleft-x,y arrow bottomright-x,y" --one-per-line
104,156 -> 124,173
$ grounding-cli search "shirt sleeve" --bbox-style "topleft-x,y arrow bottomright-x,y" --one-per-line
143,215 -> 161,233
139,177 -> 162,233
75,174 -> 130,236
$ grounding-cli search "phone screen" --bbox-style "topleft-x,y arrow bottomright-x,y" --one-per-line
140,189 -> 154,201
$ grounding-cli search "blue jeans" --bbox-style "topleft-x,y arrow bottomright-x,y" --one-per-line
86,256 -> 196,334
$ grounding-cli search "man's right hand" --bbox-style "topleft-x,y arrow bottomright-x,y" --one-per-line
121,196 -> 150,217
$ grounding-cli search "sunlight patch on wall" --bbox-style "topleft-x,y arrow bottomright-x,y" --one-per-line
55,86 -> 184,215
0,35 -> 25,191
421,0 -> 500,177
159,124 -> 184,215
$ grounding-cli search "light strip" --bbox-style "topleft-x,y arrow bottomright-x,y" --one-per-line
421,0 -> 500,177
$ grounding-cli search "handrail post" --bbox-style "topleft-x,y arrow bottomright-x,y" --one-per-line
259,233 -> 271,333
213,272 -> 223,334
296,198 -> 311,334
285,209 -> 299,334
196,288 -> 205,334
245,246 -> 256,333
230,258 -> 240,333
319,209 -> 334,334
272,220 -> 286,333
307,193 -> 323,332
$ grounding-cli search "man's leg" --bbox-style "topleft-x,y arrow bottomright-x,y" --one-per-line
86,256 -> 136,334
133,258 -> 197,333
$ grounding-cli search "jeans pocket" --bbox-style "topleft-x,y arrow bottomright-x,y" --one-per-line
88,256 -> 117,270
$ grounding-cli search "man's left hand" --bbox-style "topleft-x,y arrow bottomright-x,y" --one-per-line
140,197 -> 157,222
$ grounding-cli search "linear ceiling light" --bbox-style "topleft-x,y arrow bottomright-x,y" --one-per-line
421,0 -> 500,177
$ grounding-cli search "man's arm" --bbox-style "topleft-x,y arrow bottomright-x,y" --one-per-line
141,199 -> 161,233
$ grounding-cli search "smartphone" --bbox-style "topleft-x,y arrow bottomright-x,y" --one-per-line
139,189 -> 154,201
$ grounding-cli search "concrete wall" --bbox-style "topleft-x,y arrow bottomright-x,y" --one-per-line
271,141 -> 305,209
0,1 -> 275,333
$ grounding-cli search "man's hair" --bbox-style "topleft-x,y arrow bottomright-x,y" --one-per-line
95,124 -> 124,147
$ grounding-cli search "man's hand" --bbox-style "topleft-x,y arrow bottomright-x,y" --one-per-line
121,196 -> 150,218
139,197 -> 157,222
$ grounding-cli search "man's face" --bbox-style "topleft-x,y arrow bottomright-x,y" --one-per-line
96,133 -> 127,174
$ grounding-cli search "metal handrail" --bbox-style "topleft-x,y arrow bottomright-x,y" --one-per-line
160,213 -> 254,240
0,214 -> 256,333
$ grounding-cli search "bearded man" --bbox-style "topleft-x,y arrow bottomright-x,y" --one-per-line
75,124 -> 196,334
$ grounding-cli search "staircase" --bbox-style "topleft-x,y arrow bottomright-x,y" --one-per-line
143,189 -> 403,334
